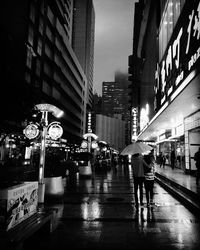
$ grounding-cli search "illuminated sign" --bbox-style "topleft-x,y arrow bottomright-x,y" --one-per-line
87,112 -> 92,133
132,108 -> 138,141
48,122 -> 63,140
155,1 -> 200,109
23,124 -> 39,139
140,103 -> 149,130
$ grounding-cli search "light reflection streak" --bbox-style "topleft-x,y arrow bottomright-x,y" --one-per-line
81,201 -> 100,220
90,201 -> 100,219
128,164 -> 133,180
81,203 -> 88,220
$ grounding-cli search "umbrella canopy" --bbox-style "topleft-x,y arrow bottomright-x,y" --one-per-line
120,141 -> 153,156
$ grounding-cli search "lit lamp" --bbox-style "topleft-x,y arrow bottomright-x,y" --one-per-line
83,133 -> 98,153
34,104 -> 64,203
82,133 -> 98,173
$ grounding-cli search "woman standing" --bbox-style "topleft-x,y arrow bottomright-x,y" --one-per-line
144,151 -> 155,207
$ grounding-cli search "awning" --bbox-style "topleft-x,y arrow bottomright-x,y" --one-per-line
137,72 -> 200,141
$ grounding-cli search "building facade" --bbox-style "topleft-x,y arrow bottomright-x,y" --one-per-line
95,114 -> 126,152
101,72 -> 131,146
129,0 -> 200,174
72,0 -> 95,110
0,0 -> 95,144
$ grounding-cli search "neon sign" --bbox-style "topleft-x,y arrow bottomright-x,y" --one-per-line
155,1 -> 200,110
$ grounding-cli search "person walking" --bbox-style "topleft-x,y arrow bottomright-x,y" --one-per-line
144,152 -> 155,207
171,150 -> 176,169
194,147 -> 200,186
160,152 -> 166,168
131,153 -> 149,209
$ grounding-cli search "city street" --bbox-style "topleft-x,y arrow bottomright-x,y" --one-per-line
1,1 -> 200,249
24,164 -> 200,250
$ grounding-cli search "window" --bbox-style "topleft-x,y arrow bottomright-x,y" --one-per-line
36,59 -> 41,76
28,26 -> 34,46
46,26 -> 53,41
42,81 -> 52,95
44,62 -> 51,76
45,43 -> 53,59
39,18 -> 43,34
52,87 -> 61,100
30,3 -> 35,23
26,47 -> 32,68
47,7 -> 54,25
25,72 -> 31,83
37,38 -> 42,55
158,0 -> 185,61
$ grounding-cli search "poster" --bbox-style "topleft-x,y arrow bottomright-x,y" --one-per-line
0,182 -> 38,231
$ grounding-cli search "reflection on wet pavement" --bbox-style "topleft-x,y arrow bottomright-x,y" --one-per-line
26,164 -> 200,250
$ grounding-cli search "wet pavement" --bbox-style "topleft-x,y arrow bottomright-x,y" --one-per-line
25,164 -> 200,250
155,164 -> 200,196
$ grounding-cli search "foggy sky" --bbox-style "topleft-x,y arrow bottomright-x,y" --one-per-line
93,0 -> 136,95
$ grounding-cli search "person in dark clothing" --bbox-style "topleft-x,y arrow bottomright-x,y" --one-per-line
194,147 -> 200,186
160,152 -> 166,168
131,153 -> 149,209
171,150 -> 176,169
144,151 -> 155,207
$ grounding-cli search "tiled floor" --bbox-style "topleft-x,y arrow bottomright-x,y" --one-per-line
23,164 -> 200,250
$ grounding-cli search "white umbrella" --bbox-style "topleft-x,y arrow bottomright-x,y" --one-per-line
120,141 -> 153,156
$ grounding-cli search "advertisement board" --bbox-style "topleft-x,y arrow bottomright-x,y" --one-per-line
0,182 -> 38,231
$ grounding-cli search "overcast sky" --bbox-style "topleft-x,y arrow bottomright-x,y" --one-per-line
93,0 -> 136,95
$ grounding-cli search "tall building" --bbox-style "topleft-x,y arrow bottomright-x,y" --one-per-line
129,0 -> 200,175
102,81 -> 117,116
72,0 -> 95,110
128,0 -> 156,140
95,114 -> 126,152
102,76 -> 129,119
0,0 -> 92,144
101,72 -> 131,145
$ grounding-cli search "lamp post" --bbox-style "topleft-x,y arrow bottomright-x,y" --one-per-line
82,132 -> 98,175
34,104 -> 64,203
83,133 -> 98,152
38,111 -> 48,204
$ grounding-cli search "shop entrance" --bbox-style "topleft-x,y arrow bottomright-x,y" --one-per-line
189,127 -> 200,172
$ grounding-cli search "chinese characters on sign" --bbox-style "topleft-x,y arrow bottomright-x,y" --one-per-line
155,1 -> 200,109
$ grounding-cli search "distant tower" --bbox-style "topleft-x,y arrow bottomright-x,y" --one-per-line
101,71 -> 131,145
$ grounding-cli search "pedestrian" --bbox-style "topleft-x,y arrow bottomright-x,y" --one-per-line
160,152 -> 166,168
194,147 -> 200,186
131,153 -> 149,209
171,150 -> 176,169
144,152 -> 155,207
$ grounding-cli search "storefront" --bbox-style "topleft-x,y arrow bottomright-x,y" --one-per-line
137,0 -> 200,175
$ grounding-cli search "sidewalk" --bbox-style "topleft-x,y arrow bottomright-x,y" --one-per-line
155,164 -> 200,214
155,164 -> 200,196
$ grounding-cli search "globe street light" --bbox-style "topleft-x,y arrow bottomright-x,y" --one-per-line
34,104 -> 64,203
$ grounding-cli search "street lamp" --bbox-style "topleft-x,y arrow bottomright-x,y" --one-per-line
27,104 -> 64,203
35,104 -> 64,203
83,132 -> 98,152
82,132 -> 98,175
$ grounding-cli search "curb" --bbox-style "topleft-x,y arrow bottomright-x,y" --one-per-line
155,172 -> 200,216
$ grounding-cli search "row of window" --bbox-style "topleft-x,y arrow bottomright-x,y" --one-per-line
159,0 -> 185,61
